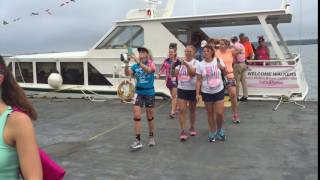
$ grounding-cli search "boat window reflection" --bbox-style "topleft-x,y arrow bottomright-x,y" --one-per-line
15,62 -> 33,83
96,26 -> 144,49
36,62 -> 57,84
88,63 -> 112,86
61,62 -> 84,85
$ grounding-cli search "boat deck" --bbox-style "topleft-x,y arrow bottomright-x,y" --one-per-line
32,98 -> 318,180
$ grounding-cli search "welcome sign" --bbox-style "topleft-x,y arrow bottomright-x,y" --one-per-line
246,66 -> 299,88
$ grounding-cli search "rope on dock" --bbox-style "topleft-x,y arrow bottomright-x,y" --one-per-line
273,95 -> 306,111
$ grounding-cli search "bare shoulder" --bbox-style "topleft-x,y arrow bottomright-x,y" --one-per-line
7,111 -> 34,131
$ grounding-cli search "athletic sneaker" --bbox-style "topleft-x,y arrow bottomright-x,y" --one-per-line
216,129 -> 226,141
169,112 -> 175,119
149,137 -> 156,146
130,139 -> 142,150
232,114 -> 240,124
189,129 -> 198,136
239,96 -> 248,102
208,132 -> 216,142
179,131 -> 188,141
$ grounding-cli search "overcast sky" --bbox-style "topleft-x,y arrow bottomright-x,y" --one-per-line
0,0 -> 318,55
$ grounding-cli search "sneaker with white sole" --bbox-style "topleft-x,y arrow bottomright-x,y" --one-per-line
208,132 -> 216,142
149,137 -> 156,146
216,129 -> 226,141
130,139 -> 142,150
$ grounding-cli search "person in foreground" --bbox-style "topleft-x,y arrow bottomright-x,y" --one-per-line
175,45 -> 199,141
216,39 -> 240,123
196,45 -> 227,142
0,55 -> 42,180
124,47 -> 157,150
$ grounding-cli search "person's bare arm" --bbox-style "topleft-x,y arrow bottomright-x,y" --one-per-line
182,61 -> 196,77
196,74 -> 203,103
139,62 -> 155,73
8,112 -> 42,180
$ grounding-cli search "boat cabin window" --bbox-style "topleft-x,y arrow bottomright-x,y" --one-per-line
36,62 -> 57,84
96,26 -> 144,49
15,62 -> 33,83
61,62 -> 84,85
88,63 -> 112,86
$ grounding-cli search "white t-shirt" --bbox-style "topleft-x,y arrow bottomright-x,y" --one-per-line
176,59 -> 199,90
196,57 -> 225,94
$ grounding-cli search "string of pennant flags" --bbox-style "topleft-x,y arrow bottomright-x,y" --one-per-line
2,0 -> 77,26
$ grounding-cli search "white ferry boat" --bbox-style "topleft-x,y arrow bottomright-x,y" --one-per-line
4,0 -> 308,101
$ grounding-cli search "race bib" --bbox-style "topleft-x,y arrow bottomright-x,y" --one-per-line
205,66 -> 221,88
179,75 -> 190,82
171,77 -> 177,85
208,77 -> 221,87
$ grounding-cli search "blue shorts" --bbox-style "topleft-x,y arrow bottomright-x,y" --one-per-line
133,94 -> 155,108
178,89 -> 196,102
201,89 -> 225,103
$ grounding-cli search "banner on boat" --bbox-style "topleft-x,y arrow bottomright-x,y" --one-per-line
246,66 -> 299,88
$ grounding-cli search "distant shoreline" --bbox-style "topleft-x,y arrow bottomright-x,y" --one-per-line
253,39 -> 318,46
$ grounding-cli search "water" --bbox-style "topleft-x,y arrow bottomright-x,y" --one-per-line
289,44 -> 318,101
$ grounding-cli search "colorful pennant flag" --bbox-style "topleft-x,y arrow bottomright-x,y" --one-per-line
2,0 -> 78,27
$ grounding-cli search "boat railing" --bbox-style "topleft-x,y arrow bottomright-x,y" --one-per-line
246,54 -> 300,66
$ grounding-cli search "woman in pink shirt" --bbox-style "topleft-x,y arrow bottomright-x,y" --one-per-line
216,39 -> 240,123
158,45 -> 180,118
255,36 -> 270,65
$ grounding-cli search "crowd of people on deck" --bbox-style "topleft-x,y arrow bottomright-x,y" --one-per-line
124,33 -> 271,150
0,32 -> 272,180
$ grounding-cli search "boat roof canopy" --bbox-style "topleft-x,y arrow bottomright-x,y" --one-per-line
116,9 -> 292,28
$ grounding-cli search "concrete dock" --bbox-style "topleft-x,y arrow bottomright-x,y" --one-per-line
32,98 -> 318,180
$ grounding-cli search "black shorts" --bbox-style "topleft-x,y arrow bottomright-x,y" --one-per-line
201,89 -> 225,103
133,94 -> 155,108
177,89 -> 196,101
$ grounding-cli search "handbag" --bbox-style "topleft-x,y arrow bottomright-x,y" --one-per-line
216,58 -> 227,87
39,148 -> 66,180
13,106 -> 66,180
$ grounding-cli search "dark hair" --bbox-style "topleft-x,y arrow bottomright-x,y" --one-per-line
169,43 -> 177,50
0,55 -> 37,120
203,45 -> 215,58
230,36 -> 238,43
258,36 -> 265,42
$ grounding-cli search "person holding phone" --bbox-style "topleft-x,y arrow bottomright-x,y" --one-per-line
124,47 -> 157,150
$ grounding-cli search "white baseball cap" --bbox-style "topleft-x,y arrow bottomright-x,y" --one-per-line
201,40 -> 207,47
